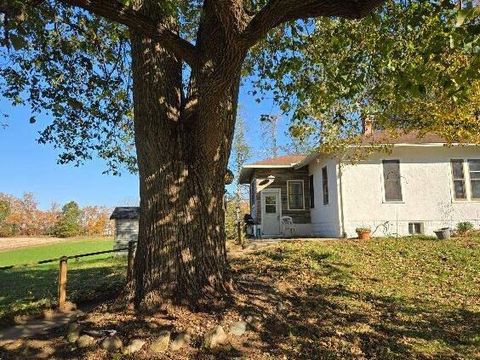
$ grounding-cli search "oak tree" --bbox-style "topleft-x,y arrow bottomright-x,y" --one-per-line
1,0 -> 385,309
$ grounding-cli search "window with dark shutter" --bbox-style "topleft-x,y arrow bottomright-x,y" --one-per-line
322,166 -> 329,205
309,175 -> 315,208
382,160 -> 403,202
451,159 -> 467,200
468,159 -> 480,199
250,180 -> 256,208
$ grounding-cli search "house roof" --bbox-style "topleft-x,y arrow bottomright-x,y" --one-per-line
110,207 -> 140,220
239,155 -> 306,184
358,130 -> 446,145
240,131 -> 479,182
247,155 -> 307,166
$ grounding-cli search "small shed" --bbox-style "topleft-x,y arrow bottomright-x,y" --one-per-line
110,207 -> 140,251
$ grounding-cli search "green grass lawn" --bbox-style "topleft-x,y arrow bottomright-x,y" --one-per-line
0,237 -> 116,267
232,235 -> 480,359
1,235 -> 479,359
0,237 -> 127,325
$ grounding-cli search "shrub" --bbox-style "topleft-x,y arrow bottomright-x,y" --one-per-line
0,200 -> 10,224
0,223 -> 18,237
457,222 -> 474,235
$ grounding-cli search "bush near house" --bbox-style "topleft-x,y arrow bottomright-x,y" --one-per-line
457,221 -> 474,235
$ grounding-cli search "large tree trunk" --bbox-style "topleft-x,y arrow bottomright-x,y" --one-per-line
130,2 -> 245,309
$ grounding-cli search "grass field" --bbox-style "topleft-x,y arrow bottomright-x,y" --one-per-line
0,237 -> 126,325
230,236 -> 480,358
0,237 -> 116,266
1,235 -> 479,359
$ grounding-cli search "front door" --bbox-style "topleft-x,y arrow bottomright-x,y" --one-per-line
261,189 -> 281,236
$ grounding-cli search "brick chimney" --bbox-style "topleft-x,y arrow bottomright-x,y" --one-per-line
362,116 -> 374,135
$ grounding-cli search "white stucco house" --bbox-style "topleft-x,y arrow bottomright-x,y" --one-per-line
239,129 -> 480,238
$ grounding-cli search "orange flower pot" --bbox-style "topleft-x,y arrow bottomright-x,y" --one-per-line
356,231 -> 371,240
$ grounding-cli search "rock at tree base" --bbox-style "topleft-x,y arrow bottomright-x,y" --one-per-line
170,332 -> 191,351
245,315 -> 262,331
229,321 -> 247,336
71,310 -> 86,321
123,339 -> 146,355
150,331 -> 171,354
60,301 -> 77,313
66,323 -> 81,343
203,326 -> 227,349
76,335 -> 95,348
100,335 -> 123,352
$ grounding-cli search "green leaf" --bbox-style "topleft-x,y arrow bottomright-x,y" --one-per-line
455,9 -> 470,27
10,34 -> 28,50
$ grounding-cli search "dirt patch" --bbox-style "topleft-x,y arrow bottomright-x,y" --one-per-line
0,237 -> 72,252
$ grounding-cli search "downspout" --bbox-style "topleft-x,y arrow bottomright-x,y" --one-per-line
338,160 -> 347,238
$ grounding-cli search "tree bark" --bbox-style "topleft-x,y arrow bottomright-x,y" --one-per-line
130,1 -> 245,309
127,0 -> 383,310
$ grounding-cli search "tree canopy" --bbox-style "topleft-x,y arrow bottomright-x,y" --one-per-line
248,0 -> 480,147
3,1 -> 479,174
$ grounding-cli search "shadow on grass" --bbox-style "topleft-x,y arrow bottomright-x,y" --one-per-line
0,257 -> 126,326
226,250 -> 480,359
1,245 -> 479,359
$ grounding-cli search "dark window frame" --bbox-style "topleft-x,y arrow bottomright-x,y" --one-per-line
408,222 -> 423,235
321,166 -> 329,205
382,160 -> 403,202
287,180 -> 305,210
250,179 -> 256,208
468,159 -> 480,200
451,159 -> 467,200
309,175 -> 315,208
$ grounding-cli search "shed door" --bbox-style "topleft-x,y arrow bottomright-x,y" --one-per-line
261,189 -> 281,236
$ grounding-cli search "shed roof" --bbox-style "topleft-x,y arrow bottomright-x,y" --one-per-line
110,207 -> 140,220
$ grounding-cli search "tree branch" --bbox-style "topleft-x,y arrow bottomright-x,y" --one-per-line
242,0 -> 385,47
209,0 -> 248,37
57,0 -> 198,67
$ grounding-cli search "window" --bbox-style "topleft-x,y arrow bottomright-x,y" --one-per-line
309,175 -> 315,208
322,166 -> 329,205
451,160 -> 467,200
287,180 -> 304,210
408,222 -> 423,235
468,159 -> 480,199
264,194 -> 277,213
382,160 -> 403,202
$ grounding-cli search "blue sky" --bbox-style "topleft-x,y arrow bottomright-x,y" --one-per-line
0,83 -> 291,209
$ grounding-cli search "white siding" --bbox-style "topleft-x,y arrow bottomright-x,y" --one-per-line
114,219 -> 139,251
340,146 -> 480,237
309,157 -> 342,237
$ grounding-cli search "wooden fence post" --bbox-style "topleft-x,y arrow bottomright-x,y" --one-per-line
58,256 -> 68,311
127,241 -> 135,282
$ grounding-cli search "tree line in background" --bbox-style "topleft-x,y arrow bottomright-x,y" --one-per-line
0,193 -> 113,238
